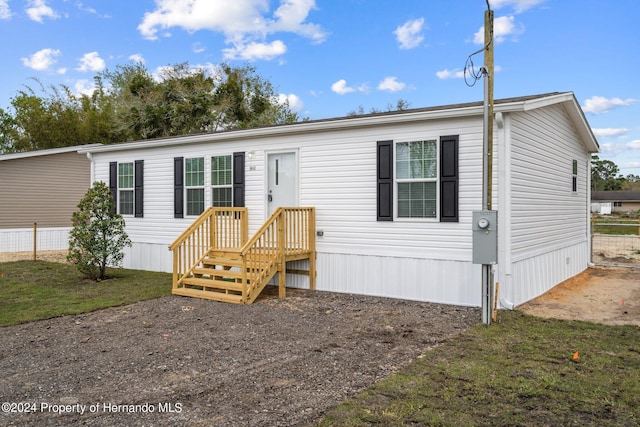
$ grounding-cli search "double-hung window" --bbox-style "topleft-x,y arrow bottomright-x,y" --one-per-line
396,140 -> 438,218
173,153 -> 245,218
109,160 -> 144,217
211,155 -> 232,207
118,163 -> 134,215
377,136 -> 458,222
185,157 -> 205,216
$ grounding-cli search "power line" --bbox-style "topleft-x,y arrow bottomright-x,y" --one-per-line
464,1 -> 494,87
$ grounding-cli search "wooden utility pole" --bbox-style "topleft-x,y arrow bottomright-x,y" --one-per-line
481,7 -> 495,325
484,8 -> 494,211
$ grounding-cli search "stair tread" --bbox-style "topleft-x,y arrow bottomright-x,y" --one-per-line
172,287 -> 244,304
182,276 -> 244,292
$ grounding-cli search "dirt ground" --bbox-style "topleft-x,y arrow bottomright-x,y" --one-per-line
0,251 -> 478,426
519,266 -> 640,326
1,251 -> 639,426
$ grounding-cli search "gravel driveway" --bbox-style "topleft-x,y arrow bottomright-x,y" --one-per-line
0,285 -> 478,426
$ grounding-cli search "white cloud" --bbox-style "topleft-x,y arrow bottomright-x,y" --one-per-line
331,79 -> 355,95
490,0 -> 547,13
474,15 -> 524,44
74,79 -> 96,96
591,128 -> 629,138
21,48 -> 61,71
278,93 -> 303,113
378,76 -> 406,92
626,140 -> 640,149
393,18 -> 425,50
0,0 -> 12,19
436,68 -> 465,80
222,40 -> 287,61
26,0 -> 59,23
192,42 -> 206,54
76,52 -> 106,72
138,0 -> 327,61
128,53 -> 145,64
582,96 -> 637,114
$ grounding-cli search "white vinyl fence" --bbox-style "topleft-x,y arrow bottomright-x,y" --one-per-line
0,226 -> 71,253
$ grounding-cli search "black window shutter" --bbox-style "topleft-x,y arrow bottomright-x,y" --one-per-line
440,135 -> 459,222
109,162 -> 118,214
174,157 -> 184,218
377,140 -> 393,221
232,152 -> 245,207
134,160 -> 144,218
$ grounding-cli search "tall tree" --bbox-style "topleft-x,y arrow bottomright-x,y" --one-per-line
591,155 -> 626,191
0,62 -> 299,153
102,62 -> 298,140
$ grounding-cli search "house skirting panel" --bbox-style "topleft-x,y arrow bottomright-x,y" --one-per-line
308,252 -> 480,306
505,241 -> 589,307
123,242 -> 173,273
0,227 -> 71,253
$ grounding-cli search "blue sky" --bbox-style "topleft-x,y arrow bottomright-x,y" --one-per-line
1,0 -> 639,175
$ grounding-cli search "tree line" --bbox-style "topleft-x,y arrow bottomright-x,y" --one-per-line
591,155 -> 640,191
0,62 -> 299,153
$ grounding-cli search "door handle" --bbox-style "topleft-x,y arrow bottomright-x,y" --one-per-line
268,194 -> 273,202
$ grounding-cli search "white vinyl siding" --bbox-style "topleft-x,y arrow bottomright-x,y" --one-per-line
509,104 -> 589,262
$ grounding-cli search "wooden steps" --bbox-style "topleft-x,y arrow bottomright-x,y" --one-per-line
170,207 -> 316,304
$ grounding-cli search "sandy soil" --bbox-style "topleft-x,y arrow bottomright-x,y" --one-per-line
592,234 -> 640,266
518,266 -> 640,326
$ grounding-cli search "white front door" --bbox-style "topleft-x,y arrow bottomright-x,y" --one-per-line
267,152 -> 298,215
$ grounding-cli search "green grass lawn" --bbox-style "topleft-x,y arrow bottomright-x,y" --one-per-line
318,311 -> 640,426
593,213 -> 640,236
0,260 -> 172,327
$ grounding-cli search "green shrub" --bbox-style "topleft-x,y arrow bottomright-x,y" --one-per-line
67,181 -> 131,280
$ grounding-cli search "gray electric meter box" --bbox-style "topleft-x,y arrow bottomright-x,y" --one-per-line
472,210 -> 498,264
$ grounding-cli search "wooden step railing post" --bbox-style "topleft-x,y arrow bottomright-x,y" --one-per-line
277,208 -> 286,298
309,208 -> 316,291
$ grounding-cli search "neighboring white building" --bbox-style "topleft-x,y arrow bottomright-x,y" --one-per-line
79,92 -> 599,308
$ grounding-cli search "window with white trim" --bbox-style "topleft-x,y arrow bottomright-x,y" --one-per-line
185,157 -> 205,215
396,140 -> 438,218
211,155 -> 232,207
572,159 -> 578,192
118,162 -> 134,215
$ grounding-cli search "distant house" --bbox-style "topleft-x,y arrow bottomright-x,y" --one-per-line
591,191 -> 640,213
80,92 -> 598,308
0,145 -> 97,252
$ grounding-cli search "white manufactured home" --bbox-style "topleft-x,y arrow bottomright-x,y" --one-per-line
79,92 -> 598,308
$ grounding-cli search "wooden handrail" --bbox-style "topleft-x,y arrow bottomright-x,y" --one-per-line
169,207 -> 248,290
169,206 -> 315,302
238,207 -> 315,301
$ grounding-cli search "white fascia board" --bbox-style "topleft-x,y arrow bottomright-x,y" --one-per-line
79,106 -> 489,155
496,92 -> 599,154
0,143 -> 102,161
79,92 -> 593,155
